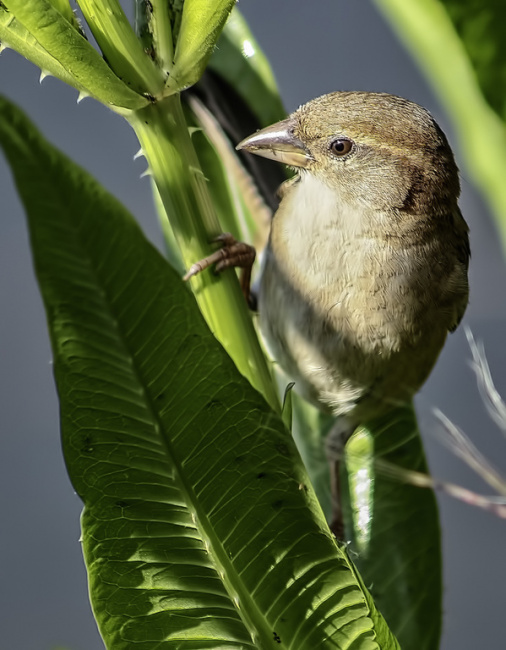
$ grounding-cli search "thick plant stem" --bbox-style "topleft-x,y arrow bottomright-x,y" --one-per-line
128,94 -> 280,412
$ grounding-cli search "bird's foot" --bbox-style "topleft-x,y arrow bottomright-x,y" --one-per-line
183,233 -> 257,308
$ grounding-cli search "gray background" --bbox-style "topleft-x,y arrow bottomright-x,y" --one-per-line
1,1 -> 505,648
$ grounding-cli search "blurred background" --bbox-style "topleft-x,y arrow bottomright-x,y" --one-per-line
1,1 -> 505,648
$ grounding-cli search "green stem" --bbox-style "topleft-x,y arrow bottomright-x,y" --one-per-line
127,94 -> 280,413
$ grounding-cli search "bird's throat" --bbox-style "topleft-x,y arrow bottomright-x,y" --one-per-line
270,173 -> 382,293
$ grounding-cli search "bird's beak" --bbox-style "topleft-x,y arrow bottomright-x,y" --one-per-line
236,117 -> 312,168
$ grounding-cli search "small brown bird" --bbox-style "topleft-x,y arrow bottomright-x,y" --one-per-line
189,91 -> 470,427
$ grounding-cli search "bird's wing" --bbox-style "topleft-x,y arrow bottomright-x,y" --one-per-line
448,205 -> 470,333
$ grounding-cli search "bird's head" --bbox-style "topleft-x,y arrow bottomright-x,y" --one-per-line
237,91 -> 459,214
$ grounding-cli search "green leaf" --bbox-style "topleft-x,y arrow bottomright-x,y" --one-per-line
342,404 -> 442,650
76,0 -> 165,97
0,7 -> 84,88
0,95 -> 399,650
47,0 -> 83,33
168,0 -> 237,93
1,0 -> 147,109
208,9 -> 286,127
440,0 -> 506,121
374,0 -> 506,249
349,556 -> 404,650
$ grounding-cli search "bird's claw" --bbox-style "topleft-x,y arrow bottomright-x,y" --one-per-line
183,233 -> 256,306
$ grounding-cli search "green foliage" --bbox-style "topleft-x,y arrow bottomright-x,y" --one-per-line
7,0 -> 505,647
0,95 -> 399,650
0,7 -> 81,87
441,0 -> 506,121
207,9 -> 286,127
77,0 -> 164,96
0,0 -> 147,108
46,0 -> 83,33
169,0 -> 237,92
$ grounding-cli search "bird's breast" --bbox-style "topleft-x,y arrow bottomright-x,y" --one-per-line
258,173 -> 451,418
265,174 -> 422,346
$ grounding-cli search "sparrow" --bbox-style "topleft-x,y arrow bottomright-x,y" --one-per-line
187,91 -> 470,427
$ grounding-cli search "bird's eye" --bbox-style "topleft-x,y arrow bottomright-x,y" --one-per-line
329,138 -> 353,157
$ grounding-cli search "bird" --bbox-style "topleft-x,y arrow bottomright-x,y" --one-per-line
187,91 -> 470,429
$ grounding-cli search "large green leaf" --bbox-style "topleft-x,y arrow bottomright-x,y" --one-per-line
342,405 -> 442,650
1,0 -> 147,109
0,95 -> 400,649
